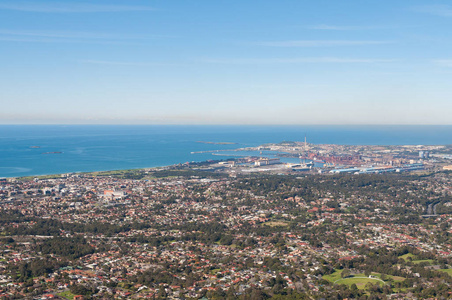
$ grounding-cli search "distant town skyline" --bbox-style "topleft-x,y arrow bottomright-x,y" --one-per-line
1,1 -> 452,125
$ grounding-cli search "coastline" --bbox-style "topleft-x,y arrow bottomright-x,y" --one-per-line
7,165 -> 177,181
2,125 -> 452,178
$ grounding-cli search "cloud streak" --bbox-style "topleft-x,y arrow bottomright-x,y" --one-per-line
198,57 -> 395,64
0,29 -> 143,40
0,36 -> 134,44
0,29 -> 171,44
80,60 -> 184,67
307,25 -> 379,30
256,40 -> 392,47
433,59 -> 452,67
412,5 -> 452,17
0,2 -> 154,13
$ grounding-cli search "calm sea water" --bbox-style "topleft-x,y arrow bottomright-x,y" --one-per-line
1,125 -> 451,178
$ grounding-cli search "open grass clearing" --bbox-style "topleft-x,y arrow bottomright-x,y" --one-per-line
399,253 -> 435,265
323,270 -> 399,289
386,274 -> 405,282
322,269 -> 343,282
58,290 -> 75,300
335,277 -> 384,289
370,272 -> 405,282
439,269 -> 452,276
210,268 -> 221,275
412,259 -> 434,265
399,253 -> 415,261
263,221 -> 289,227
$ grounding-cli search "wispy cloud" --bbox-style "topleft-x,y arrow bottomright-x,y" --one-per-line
0,2 -> 154,13
0,29 -> 171,44
307,25 -> 377,30
433,59 -> 452,67
256,40 -> 392,47
80,60 -> 184,67
412,5 -> 452,17
306,24 -> 415,31
0,36 -> 133,44
0,29 -> 143,40
198,57 -> 395,64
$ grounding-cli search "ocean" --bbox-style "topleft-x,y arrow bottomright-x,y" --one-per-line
1,125 -> 451,178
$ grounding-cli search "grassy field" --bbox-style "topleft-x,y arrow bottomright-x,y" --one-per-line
335,277 -> 384,289
386,274 -> 406,282
58,290 -> 75,300
399,253 -> 435,265
263,221 -> 289,227
323,270 -> 400,289
18,168 -> 150,181
439,269 -> 452,276
399,253 -> 415,261
370,272 -> 405,283
18,174 -> 64,181
323,269 -> 343,282
412,259 -> 434,265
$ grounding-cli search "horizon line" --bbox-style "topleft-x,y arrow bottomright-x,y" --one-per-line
1,123 -> 452,126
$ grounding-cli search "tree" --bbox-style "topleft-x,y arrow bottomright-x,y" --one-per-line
365,282 -> 374,291
341,269 -> 351,278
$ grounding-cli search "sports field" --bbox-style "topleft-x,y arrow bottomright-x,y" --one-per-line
323,269 -> 403,290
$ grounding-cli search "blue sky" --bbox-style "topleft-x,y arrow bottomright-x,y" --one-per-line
1,0 -> 452,124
